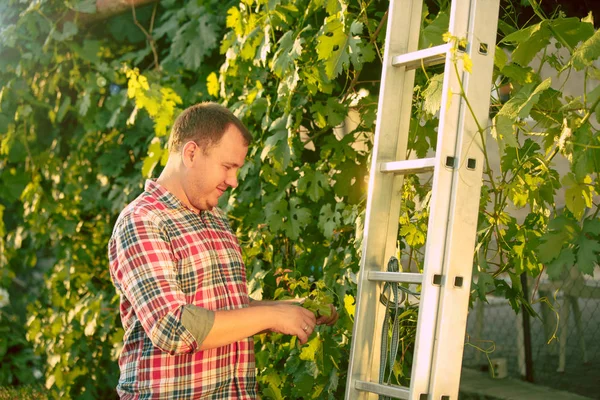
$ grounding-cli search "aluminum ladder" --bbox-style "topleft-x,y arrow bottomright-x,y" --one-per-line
345,0 -> 500,398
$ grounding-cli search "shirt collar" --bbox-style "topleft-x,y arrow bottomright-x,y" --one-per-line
144,179 -> 198,213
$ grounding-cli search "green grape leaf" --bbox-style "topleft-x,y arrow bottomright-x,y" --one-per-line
241,27 -> 264,61
316,18 -> 348,79
72,39 -> 101,64
261,369 -> 282,390
562,173 -> 595,220
292,370 -> 315,398
303,299 -> 332,318
572,29 -> 600,70
97,147 -> 128,177
399,222 -> 426,247
318,203 -> 342,239
419,11 -> 449,48
587,84 -> 600,125
493,114 -> 518,148
310,102 -> 328,128
53,21 -> 78,41
576,236 -> 600,276
475,271 -> 495,302
170,16 -> 218,70
347,20 -> 369,70
582,218 -> 600,235
272,31 -> 299,78
316,18 -> 367,79
287,197 -> 311,240
262,384 -> 284,400
546,248 -> 575,280
538,215 -> 579,264
265,195 -> 288,233
206,72 -> 219,97
422,73 -> 444,115
226,7 -> 243,36
326,97 -> 347,127
494,46 -> 508,71
260,129 -> 290,172
78,92 -> 91,116
153,13 -> 180,40
502,21 -> 551,66
493,79 -> 551,147
501,63 -> 536,85
519,78 -> 552,118
498,19 -> 517,37
298,169 -> 329,202
496,79 -> 551,121
68,0 -> 96,13
1,167 -> 29,203
299,336 -> 322,361
343,294 -> 355,319
142,138 -> 164,178
310,98 -> 347,129
57,97 -> 72,123
549,17 -> 594,50
325,0 -> 341,15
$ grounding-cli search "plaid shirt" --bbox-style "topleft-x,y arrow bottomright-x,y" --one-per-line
109,180 -> 257,399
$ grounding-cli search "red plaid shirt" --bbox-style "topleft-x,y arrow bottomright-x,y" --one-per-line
109,180 -> 257,399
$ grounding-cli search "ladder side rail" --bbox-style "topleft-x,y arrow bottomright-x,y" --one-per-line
408,0 -> 475,398
428,0 -> 500,398
345,0 -> 426,398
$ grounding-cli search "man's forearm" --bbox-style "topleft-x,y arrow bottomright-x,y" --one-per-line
197,302 -> 316,350
198,306 -> 274,350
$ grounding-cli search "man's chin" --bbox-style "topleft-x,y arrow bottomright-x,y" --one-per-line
206,199 -> 219,210
196,195 -> 220,211
193,201 -> 212,212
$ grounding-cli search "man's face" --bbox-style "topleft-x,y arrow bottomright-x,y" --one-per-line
182,125 -> 248,211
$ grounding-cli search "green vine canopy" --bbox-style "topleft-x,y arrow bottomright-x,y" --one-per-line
0,0 -> 598,398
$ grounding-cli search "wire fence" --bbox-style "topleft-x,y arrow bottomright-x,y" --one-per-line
462,271 -> 600,399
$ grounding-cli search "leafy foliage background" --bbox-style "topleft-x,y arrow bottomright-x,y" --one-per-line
0,0 -> 598,398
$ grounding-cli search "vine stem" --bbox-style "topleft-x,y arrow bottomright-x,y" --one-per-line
451,57 -> 498,194
578,94 -> 600,128
130,2 -> 161,71
341,9 -> 388,103
527,0 -> 573,53
546,94 -> 600,155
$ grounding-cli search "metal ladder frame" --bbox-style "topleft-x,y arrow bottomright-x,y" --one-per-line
345,0 -> 500,399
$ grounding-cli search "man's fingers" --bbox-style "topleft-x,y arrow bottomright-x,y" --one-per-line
301,320 -> 314,333
328,312 -> 339,325
316,304 -> 339,325
302,309 -> 317,324
298,329 -> 309,344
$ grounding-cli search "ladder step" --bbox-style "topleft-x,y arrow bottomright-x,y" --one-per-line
391,43 -> 451,70
368,271 -> 423,284
355,380 -> 410,399
380,158 -> 436,174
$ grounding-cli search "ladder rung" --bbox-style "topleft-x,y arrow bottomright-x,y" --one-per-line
380,158 -> 436,174
355,380 -> 410,399
391,43 -> 451,70
368,271 -> 423,284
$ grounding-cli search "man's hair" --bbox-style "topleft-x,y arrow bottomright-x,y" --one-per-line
168,102 -> 252,153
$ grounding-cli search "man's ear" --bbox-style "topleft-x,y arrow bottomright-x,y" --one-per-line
181,141 -> 197,167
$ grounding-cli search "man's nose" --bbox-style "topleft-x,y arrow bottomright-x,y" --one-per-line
225,174 -> 238,188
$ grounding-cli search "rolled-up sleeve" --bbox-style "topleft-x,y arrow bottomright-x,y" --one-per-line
109,212 -> 198,355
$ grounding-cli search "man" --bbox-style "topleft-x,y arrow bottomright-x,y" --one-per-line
108,102 -> 338,399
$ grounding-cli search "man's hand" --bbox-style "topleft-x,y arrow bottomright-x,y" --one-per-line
316,304 -> 339,326
269,304 -> 317,345
249,299 -> 339,344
